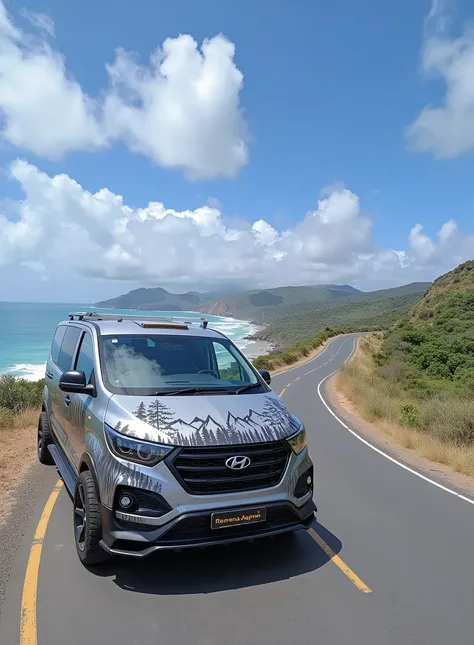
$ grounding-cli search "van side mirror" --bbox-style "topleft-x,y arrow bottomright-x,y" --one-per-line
59,370 -> 96,397
258,369 -> 271,385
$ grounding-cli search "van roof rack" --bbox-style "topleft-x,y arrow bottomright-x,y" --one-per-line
68,311 -> 208,329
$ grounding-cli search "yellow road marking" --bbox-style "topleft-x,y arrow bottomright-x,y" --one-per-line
279,386 -> 288,396
20,480 -> 63,645
309,527 -> 372,593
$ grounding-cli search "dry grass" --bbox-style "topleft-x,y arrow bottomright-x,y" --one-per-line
336,335 -> 474,478
0,408 -> 37,523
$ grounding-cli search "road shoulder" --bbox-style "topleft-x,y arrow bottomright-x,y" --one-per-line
0,462 -> 59,619
324,374 -> 474,500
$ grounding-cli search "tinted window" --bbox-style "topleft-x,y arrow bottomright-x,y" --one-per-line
58,326 -> 81,372
51,326 -> 67,366
100,334 -> 260,395
75,333 -> 95,383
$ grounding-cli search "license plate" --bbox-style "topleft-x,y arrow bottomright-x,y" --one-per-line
211,506 -> 267,530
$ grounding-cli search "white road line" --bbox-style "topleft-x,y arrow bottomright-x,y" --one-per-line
316,339 -> 474,507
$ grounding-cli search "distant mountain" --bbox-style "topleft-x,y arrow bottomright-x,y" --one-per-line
94,283 -> 363,318
320,284 -> 361,294
198,284 -> 363,320
253,282 -> 432,347
95,287 -> 208,311
94,281 -> 431,347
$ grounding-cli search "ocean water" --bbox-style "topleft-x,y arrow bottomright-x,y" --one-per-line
0,303 -> 269,381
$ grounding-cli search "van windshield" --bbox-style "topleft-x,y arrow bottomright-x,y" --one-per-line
100,334 -> 263,395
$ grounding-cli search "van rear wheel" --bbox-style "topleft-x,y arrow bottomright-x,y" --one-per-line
74,470 -> 109,565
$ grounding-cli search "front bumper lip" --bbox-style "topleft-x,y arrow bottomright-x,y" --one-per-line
100,498 -> 316,558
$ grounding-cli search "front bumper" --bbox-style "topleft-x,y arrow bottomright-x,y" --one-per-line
100,498 -> 316,557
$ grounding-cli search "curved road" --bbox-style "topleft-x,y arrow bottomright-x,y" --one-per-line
2,334 -> 474,644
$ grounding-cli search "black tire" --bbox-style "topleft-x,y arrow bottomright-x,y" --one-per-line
37,411 -> 54,465
73,470 -> 109,565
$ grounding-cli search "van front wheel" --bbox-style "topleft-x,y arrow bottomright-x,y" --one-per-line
37,412 -> 54,465
74,470 -> 109,565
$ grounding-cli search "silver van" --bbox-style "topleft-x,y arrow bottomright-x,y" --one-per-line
38,312 -> 315,564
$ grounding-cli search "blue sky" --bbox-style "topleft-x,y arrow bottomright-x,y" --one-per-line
0,0 -> 473,301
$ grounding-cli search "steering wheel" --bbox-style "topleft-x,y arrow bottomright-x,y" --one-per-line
197,369 -> 219,379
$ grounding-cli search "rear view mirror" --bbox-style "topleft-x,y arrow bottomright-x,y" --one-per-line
258,369 -> 271,385
59,370 -> 96,397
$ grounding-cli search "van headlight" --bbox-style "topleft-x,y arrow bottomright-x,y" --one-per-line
287,425 -> 307,454
104,424 -> 173,467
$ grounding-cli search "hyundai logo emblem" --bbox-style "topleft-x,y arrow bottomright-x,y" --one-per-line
225,455 -> 251,470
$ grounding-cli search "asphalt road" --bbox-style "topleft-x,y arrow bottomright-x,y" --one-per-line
3,333 -> 474,644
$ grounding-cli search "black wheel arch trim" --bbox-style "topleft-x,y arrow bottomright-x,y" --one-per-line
78,452 -> 101,502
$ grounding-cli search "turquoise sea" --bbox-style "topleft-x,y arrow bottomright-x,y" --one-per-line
0,303 -> 268,381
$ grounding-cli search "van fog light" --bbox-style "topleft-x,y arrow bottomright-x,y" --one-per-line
119,494 -> 134,509
294,466 -> 314,498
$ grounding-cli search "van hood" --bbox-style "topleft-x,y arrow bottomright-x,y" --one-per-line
105,391 -> 301,446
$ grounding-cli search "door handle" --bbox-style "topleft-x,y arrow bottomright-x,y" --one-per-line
63,395 -> 71,406
45,370 -> 54,379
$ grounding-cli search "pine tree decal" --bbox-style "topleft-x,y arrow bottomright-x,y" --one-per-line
147,400 -> 175,429
200,426 -> 212,446
134,401 -> 147,421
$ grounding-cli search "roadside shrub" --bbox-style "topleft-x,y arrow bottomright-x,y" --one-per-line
252,329 -> 353,371
399,403 -> 420,428
0,375 -> 44,413
0,407 -> 15,430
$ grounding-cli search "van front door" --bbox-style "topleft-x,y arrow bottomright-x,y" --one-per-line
68,331 -> 96,464
54,325 -> 82,468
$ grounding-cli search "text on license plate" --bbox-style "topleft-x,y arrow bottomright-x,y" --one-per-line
211,506 -> 267,529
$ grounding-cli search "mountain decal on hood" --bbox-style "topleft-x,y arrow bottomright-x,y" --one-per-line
112,395 -> 300,446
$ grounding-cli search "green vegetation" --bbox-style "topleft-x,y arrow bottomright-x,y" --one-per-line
337,261 -> 474,472
200,284 -> 361,320
376,261 -> 474,399
0,375 -> 44,428
257,289 -> 427,347
253,327 -> 348,371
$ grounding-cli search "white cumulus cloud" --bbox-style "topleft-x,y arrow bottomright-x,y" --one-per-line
0,161 -> 472,294
0,2 -> 248,178
407,0 -> 474,158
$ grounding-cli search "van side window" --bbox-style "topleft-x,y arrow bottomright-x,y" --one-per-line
51,326 -> 67,366
75,333 -> 95,383
58,327 -> 82,372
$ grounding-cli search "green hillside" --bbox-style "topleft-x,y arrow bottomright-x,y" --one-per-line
254,283 -> 430,347
95,287 -> 199,311
337,260 -> 474,459
377,261 -> 474,396
200,284 -> 360,320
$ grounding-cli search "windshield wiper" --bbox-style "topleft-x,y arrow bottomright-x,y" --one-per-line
155,387 -> 231,396
236,382 -> 262,395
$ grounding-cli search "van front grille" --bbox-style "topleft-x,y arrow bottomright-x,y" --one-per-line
169,441 -> 290,495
